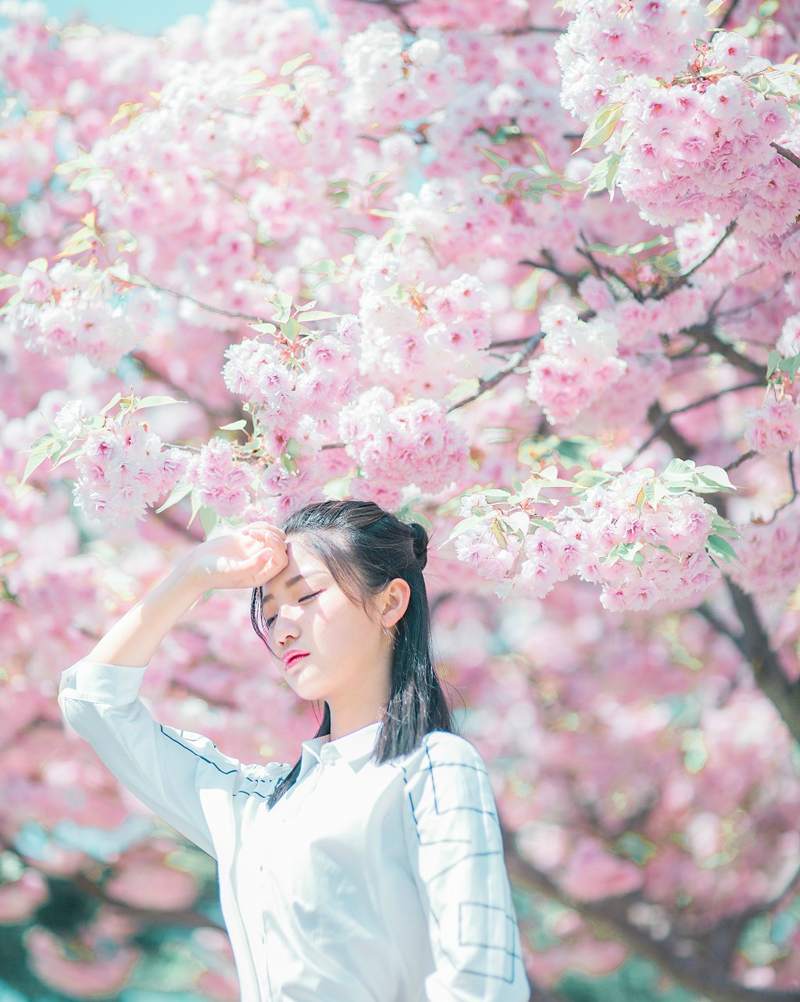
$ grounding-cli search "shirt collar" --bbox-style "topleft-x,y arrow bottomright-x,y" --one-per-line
298,720 -> 383,781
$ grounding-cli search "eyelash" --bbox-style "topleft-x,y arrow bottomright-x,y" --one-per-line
264,591 -> 322,628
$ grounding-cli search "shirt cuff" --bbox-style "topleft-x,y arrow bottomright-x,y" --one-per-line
59,659 -> 149,706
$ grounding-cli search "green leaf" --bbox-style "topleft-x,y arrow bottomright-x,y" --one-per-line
663,458 -> 695,478
280,52 -> 312,76
583,152 -> 622,199
439,515 -> 483,549
478,147 -> 510,171
281,316 -> 302,341
51,446 -> 85,469
495,124 -> 521,143
694,464 -> 735,491
299,311 -> 339,321
21,450 -> 52,485
706,534 -> 739,563
53,148 -> 96,175
0,290 -> 23,317
706,0 -> 727,13
233,69 -> 267,87
249,322 -> 277,334
577,102 -> 625,152
737,14 -> 762,36
155,481 -> 193,515
270,290 -> 294,324
0,271 -> 20,291
135,395 -> 187,409
615,832 -> 658,866
198,505 -> 220,537
767,349 -> 782,379
554,436 -> 599,469
100,392 -> 123,415
187,487 -> 203,529
220,420 -> 248,432
711,513 -> 741,538
682,729 -> 708,773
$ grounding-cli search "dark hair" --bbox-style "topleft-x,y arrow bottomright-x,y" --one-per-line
249,499 -> 459,808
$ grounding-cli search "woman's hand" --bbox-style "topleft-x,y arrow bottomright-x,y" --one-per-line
181,521 -> 289,592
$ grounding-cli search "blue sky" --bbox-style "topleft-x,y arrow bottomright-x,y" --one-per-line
41,0 -> 320,35
42,0 -> 214,34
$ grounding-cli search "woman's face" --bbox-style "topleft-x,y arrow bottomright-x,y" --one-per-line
260,535 -> 397,707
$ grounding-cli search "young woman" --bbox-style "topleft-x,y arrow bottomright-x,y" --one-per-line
59,499 -> 531,1002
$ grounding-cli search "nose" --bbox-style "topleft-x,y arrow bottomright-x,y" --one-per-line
273,611 -> 300,649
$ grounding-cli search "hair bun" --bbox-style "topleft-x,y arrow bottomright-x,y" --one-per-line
409,522 -> 428,570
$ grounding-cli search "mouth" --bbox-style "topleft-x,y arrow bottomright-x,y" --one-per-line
283,652 -> 310,670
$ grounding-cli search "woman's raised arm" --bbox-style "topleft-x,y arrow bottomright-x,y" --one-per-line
57,522 -> 292,856
84,521 -> 289,668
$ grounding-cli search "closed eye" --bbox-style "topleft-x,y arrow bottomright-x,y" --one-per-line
264,591 -> 322,628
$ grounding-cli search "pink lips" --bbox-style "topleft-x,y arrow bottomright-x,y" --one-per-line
283,651 -> 310,670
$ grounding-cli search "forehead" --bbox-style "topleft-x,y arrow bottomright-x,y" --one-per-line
260,539 -> 329,602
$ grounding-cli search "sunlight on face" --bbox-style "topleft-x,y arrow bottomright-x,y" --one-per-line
261,537 -> 388,708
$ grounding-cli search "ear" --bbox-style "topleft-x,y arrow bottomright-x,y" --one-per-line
379,577 -> 411,630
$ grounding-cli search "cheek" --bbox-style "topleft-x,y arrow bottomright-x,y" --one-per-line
314,594 -> 369,643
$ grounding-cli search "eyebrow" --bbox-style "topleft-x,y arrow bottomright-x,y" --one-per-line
261,571 -> 327,604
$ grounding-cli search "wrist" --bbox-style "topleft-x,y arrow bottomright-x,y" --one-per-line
171,555 -> 211,600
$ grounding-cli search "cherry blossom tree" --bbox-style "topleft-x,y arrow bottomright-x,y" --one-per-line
1,0 -> 800,998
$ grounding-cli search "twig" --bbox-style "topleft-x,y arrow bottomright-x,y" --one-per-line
130,351 -> 243,423
577,230 -> 642,301
718,0 -> 742,29
447,331 -> 545,413
682,320 -> 764,377
518,253 -> 583,296
771,142 -> 800,170
130,276 -> 268,323
762,451 -> 798,523
651,220 -> 737,301
693,602 -> 741,646
498,24 -> 565,35
347,0 -> 417,33
724,449 -> 756,471
624,381 -> 761,468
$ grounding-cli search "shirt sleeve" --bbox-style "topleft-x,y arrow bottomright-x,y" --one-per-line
58,658 -> 289,859
402,731 -> 531,1002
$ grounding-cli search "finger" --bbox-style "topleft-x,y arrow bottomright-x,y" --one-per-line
247,525 -> 286,540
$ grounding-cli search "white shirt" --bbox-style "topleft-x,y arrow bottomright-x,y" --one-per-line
58,659 -> 531,1002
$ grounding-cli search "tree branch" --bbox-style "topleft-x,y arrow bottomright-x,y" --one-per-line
718,0 -> 742,29
721,578 -> 800,745
347,0 -> 417,33
502,827 -> 800,1002
652,220 -> 738,301
682,320 -> 764,377
624,381 -> 761,468
762,451 -> 798,523
770,142 -> 800,170
447,331 -> 545,413
518,253 -> 583,296
724,449 -> 756,472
